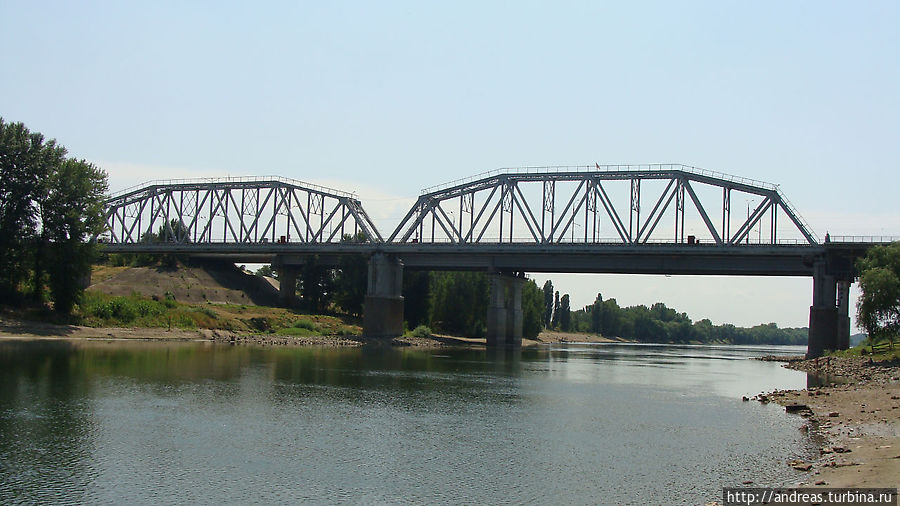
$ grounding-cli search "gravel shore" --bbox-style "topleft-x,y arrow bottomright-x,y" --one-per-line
753,355 -> 900,488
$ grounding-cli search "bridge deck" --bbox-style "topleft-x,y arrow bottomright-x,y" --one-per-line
101,242 -> 825,276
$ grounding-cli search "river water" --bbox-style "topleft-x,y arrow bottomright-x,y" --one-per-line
0,340 -> 818,505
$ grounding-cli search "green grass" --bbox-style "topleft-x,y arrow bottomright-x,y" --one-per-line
827,340 -> 900,361
70,290 -> 361,336
275,326 -> 319,337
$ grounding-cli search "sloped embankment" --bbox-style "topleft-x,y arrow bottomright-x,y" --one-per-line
89,261 -> 280,306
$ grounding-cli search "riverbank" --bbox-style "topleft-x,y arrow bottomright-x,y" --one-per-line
0,317 -> 468,348
0,313 -> 626,348
756,355 -> 900,488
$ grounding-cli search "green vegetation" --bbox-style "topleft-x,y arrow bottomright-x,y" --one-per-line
856,242 -> 900,352
0,118 -> 108,312
563,295 -> 807,345
405,325 -> 433,338
71,290 -> 359,336
827,342 -> 900,361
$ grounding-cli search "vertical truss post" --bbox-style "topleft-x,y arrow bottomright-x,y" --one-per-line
675,179 -> 685,243
542,180 -> 554,244
630,178 -> 640,244
770,200 -> 777,243
723,187 -> 731,243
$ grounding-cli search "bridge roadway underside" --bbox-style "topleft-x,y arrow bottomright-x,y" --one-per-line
104,243 -> 852,355
110,243 -> 823,276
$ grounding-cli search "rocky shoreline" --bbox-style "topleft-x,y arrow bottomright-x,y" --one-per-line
751,355 -> 900,488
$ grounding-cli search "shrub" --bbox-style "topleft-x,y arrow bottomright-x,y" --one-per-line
292,319 -> 320,332
408,325 -> 432,338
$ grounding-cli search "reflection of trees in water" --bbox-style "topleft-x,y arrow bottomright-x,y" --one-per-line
0,341 -> 94,502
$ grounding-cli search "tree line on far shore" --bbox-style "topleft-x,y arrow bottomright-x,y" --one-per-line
0,118 -> 108,313
247,258 -> 809,344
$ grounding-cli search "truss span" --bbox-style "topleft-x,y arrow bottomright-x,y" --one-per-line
390,164 -> 818,246
104,176 -> 383,245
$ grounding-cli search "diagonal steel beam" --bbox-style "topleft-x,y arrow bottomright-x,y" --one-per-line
683,179 -> 723,245
595,182 -> 629,243
636,178 -> 677,242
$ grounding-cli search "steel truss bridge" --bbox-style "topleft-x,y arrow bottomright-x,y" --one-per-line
103,165 -> 826,271
101,164 -> 896,354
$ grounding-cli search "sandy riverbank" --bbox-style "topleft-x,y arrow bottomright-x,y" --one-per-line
754,355 -> 900,489
0,316 -> 625,348
0,317 -> 471,348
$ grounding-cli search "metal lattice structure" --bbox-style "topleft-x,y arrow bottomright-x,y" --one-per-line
390,164 -> 818,245
104,176 -> 382,245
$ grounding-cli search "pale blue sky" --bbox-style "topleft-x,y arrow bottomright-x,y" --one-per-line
2,1 -> 898,327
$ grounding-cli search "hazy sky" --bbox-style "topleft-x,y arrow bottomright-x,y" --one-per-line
2,1 -> 898,328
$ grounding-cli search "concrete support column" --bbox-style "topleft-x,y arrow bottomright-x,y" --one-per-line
486,276 -> 508,346
277,266 -> 298,308
836,279 -> 851,351
486,273 -> 525,348
363,253 -> 404,338
807,262 -> 837,358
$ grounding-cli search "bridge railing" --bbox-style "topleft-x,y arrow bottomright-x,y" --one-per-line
827,236 -> 900,244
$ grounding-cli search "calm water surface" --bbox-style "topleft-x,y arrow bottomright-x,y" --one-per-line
0,340 -> 818,505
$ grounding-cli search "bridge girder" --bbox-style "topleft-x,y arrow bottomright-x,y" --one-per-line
388,165 -> 818,246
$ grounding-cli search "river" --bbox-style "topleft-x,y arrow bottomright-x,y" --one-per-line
0,340 -> 819,505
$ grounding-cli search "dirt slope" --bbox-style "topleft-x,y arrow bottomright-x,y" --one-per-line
89,261 -> 280,306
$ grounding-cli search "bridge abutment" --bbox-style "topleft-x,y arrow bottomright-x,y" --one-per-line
363,253 -> 404,338
486,273 -> 525,347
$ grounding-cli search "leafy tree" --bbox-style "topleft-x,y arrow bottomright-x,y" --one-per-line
521,280 -> 545,338
542,280 -> 554,327
333,233 -> 367,316
403,270 -> 431,328
0,118 -> 66,303
255,264 -> 276,278
856,242 -> 900,349
41,159 -> 108,312
428,271 -> 489,336
299,256 -> 334,313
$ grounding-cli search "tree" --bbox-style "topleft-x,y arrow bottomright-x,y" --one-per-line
0,118 -> 66,303
299,256 -> 334,313
856,243 -> 900,349
428,271 -> 489,336
333,233 -> 367,316
41,159 -> 108,313
559,293 -> 571,331
551,291 -> 561,329
255,264 -> 276,278
403,270 -> 430,328
542,280 -> 554,327
521,280 -> 545,339
590,293 -> 603,333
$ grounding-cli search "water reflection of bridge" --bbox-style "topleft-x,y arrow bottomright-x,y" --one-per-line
101,165 -> 895,355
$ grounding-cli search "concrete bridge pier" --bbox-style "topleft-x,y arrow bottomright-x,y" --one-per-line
837,279 -> 851,350
486,273 -> 525,347
807,262 -> 851,357
363,253 -> 404,338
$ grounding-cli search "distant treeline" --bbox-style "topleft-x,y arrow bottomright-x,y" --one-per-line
564,290 -> 808,345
